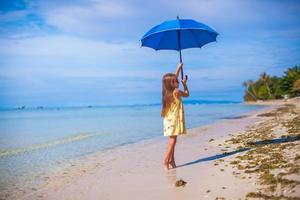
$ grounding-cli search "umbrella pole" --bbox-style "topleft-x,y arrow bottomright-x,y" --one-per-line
177,29 -> 184,80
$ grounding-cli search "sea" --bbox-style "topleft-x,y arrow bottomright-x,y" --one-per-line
0,100 -> 265,190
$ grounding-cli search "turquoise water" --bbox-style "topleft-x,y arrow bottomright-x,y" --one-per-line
0,102 -> 264,188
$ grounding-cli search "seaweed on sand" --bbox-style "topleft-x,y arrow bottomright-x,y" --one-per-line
246,192 -> 300,200
225,104 -> 300,198
175,179 -> 187,187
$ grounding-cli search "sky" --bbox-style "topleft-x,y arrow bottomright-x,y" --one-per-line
0,0 -> 299,108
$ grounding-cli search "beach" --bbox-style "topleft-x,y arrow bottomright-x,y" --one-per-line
1,98 -> 299,200
1,1 -> 300,199
0,102 -> 262,198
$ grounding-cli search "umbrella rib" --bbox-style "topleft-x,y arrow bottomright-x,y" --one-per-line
190,29 -> 202,48
141,28 -> 217,41
205,30 -> 218,42
155,32 -> 168,50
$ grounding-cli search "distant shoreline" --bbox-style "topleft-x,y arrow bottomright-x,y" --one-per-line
243,96 -> 300,105
0,99 -> 243,111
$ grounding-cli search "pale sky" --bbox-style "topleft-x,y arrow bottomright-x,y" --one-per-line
0,0 -> 299,108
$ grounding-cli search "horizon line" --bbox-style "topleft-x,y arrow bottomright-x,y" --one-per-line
0,99 -> 243,111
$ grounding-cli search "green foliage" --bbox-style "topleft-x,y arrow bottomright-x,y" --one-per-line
293,79 -> 300,96
258,85 -> 269,100
243,66 -> 300,101
270,76 -> 284,98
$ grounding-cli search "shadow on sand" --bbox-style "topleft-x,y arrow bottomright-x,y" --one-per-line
177,135 -> 300,168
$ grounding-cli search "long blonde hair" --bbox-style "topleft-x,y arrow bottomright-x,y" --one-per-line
161,73 -> 176,118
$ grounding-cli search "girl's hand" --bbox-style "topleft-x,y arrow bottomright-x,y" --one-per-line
181,75 -> 188,85
178,62 -> 183,68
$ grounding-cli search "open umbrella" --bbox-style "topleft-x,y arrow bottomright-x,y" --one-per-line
141,16 -> 219,79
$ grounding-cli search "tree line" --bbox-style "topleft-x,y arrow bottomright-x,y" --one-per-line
243,66 -> 300,101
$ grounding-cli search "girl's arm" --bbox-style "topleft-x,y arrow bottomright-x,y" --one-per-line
174,76 -> 189,98
174,62 -> 183,80
180,76 -> 189,97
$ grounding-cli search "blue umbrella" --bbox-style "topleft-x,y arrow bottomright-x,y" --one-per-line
141,16 -> 219,79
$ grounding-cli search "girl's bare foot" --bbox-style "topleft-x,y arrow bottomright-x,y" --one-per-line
163,161 -> 169,171
169,160 -> 177,169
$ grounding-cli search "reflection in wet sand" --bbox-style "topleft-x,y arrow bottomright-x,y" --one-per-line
164,169 -> 177,187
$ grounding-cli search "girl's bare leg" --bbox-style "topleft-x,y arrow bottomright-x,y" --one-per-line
163,136 -> 177,170
169,145 -> 176,168
169,136 -> 177,168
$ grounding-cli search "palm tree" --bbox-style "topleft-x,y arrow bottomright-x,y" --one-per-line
247,80 -> 258,98
282,66 -> 300,97
243,80 -> 257,101
286,66 -> 300,78
292,79 -> 300,96
260,72 -> 272,99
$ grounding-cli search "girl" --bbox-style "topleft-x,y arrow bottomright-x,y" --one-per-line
161,62 -> 189,171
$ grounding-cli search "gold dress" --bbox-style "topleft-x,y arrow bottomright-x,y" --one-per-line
163,90 -> 187,136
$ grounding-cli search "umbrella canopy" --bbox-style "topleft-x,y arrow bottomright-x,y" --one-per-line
141,17 -> 219,79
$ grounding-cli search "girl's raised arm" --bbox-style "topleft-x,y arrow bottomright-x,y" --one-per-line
174,75 -> 189,98
180,76 -> 189,97
174,62 -> 183,80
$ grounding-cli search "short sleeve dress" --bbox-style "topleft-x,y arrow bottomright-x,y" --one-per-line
163,90 -> 187,136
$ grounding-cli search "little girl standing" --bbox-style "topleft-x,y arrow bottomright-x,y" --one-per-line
161,62 -> 189,170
